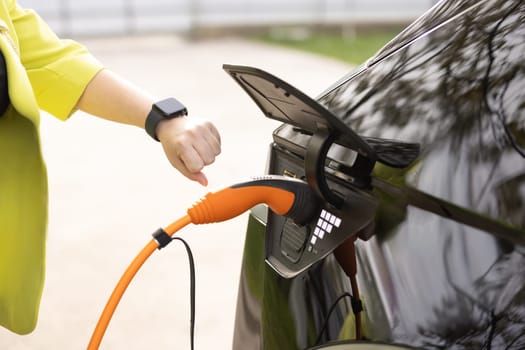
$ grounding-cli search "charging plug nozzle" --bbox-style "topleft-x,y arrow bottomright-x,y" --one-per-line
188,175 -> 319,225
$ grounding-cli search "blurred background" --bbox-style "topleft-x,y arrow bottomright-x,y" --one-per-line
2,1 -> 436,349
22,0 -> 437,38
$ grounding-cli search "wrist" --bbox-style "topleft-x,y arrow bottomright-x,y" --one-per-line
156,116 -> 186,143
145,97 -> 188,141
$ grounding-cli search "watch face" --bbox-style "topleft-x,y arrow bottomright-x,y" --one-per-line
155,97 -> 187,117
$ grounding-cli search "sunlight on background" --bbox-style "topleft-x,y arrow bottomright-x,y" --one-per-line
20,0 -> 438,64
20,1 -> 437,35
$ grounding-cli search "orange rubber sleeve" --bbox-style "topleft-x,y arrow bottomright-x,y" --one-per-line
187,186 -> 295,224
87,215 -> 191,350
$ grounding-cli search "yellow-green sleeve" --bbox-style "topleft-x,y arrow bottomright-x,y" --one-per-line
10,1 -> 104,120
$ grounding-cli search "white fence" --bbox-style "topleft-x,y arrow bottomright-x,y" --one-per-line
19,0 -> 439,36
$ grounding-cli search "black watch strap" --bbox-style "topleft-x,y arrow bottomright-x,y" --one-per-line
145,97 -> 188,141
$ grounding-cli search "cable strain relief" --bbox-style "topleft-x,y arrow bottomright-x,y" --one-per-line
187,196 -> 214,224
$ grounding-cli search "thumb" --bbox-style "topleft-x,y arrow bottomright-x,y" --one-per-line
187,171 -> 209,187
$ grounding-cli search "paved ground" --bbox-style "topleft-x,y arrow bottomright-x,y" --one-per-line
0,35 -> 351,349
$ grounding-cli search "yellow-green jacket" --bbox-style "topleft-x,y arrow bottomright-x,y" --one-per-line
0,0 -> 103,334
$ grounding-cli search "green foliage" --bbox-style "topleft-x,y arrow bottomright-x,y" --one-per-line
254,29 -> 400,65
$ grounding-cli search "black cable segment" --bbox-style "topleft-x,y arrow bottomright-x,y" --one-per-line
313,292 -> 362,346
171,237 -> 196,350
152,229 -> 196,350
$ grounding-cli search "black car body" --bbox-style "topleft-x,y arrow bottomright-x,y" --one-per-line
230,0 -> 525,349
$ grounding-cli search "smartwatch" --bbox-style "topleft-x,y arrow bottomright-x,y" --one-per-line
145,97 -> 188,141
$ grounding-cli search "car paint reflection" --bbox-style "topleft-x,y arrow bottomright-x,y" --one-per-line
233,0 -> 525,349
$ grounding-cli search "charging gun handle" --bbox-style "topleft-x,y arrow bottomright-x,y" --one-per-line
188,175 -> 319,225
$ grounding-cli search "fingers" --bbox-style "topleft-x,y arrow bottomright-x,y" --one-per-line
165,152 -> 209,186
189,172 -> 208,187
158,117 -> 221,186
191,121 -> 221,166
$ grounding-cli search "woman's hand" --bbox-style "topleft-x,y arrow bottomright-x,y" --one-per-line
76,70 -> 222,186
157,116 -> 221,186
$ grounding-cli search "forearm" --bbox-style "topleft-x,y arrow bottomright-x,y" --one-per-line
76,69 -> 154,128
75,68 -> 221,186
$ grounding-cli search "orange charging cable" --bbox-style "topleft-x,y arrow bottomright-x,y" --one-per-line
87,176 -> 314,349
87,215 -> 192,350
